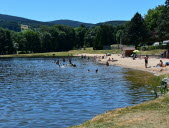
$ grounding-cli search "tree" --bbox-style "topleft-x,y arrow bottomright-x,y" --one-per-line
0,28 -> 14,54
23,30 -> 41,53
39,25 -> 50,32
54,25 -> 75,51
157,0 -> 169,40
48,27 -> 59,51
165,0 -> 169,7
116,30 -> 123,45
13,32 -> 27,52
40,32 -> 52,52
93,27 -> 103,50
114,25 -> 125,47
145,5 -> 165,31
48,25 -> 75,51
74,25 -> 88,49
144,5 -> 165,42
123,12 -> 148,47
84,28 -> 96,47
93,25 -> 115,50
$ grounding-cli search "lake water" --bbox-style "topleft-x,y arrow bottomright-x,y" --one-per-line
0,57 -> 155,128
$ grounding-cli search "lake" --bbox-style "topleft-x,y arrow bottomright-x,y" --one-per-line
0,57 -> 155,128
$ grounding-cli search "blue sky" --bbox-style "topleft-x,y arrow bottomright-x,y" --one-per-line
0,0 -> 166,23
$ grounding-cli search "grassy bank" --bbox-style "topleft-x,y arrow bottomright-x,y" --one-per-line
140,49 -> 165,55
0,48 -> 165,58
0,48 -> 121,58
70,95 -> 169,128
70,72 -> 169,128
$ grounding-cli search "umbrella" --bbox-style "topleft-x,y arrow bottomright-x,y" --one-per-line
133,50 -> 140,53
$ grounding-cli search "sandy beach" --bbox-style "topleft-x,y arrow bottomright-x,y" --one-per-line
76,53 -> 169,76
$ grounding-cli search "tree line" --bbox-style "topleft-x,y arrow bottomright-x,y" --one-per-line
0,0 -> 169,54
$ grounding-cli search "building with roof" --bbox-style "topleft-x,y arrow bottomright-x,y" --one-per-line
122,47 -> 135,57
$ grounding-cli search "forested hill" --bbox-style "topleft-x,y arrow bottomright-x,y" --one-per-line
49,20 -> 128,28
0,14 -> 50,26
0,14 -> 127,31
49,20 -> 94,28
0,14 -> 51,31
95,21 -> 128,26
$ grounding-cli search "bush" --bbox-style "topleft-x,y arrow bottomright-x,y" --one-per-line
140,45 -> 169,51
18,51 -> 27,54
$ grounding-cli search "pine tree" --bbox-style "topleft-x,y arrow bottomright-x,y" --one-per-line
165,0 -> 169,7
123,12 -> 148,47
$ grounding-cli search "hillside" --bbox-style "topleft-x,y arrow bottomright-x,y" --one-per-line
95,20 -> 128,26
0,14 -> 128,31
49,19 -> 94,28
0,14 -> 50,26
0,14 -> 51,31
49,20 -> 128,28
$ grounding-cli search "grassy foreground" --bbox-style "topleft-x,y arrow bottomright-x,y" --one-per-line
70,95 -> 169,128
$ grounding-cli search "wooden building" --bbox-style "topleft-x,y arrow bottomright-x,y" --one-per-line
122,47 -> 135,57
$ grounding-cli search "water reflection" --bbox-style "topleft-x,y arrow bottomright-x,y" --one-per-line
0,58 -> 155,127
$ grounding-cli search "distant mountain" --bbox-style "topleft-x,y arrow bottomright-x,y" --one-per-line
49,20 -> 128,28
49,20 -> 94,28
0,14 -> 51,26
0,14 -> 128,31
95,20 -> 128,26
0,14 -> 51,31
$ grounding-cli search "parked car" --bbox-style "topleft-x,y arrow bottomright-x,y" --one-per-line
152,42 -> 160,46
162,40 -> 169,45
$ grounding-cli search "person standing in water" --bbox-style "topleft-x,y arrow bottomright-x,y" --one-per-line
56,60 -> 60,65
69,57 -> 72,64
63,58 -> 65,62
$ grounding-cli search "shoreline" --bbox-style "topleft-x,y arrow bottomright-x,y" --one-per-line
71,53 -> 169,128
75,53 -> 169,76
1,52 -> 169,76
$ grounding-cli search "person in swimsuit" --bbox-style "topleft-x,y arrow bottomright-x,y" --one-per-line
156,60 -> 163,67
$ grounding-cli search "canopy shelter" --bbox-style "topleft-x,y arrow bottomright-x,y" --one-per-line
133,50 -> 140,53
122,47 -> 135,57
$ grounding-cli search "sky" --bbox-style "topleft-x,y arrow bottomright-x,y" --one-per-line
0,0 -> 166,24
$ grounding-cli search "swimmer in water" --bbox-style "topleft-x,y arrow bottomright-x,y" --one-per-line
96,69 -> 98,73
106,61 -> 109,66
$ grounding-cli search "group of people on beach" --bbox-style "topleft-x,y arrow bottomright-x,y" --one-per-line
94,53 -> 168,73
144,55 -> 166,69
93,54 -> 119,67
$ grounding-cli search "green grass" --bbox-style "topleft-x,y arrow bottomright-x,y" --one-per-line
0,48 -> 121,58
70,95 -> 169,128
70,72 -> 169,128
0,48 -> 166,58
140,49 -> 165,55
